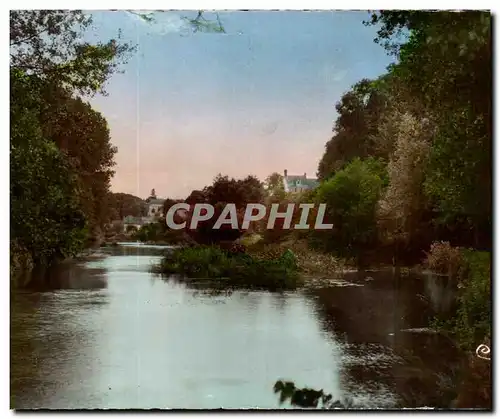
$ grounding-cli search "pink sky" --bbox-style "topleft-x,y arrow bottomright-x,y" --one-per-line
88,11 -> 392,200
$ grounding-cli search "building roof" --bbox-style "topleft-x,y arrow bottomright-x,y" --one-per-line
123,216 -> 144,225
283,175 -> 319,191
147,198 -> 166,205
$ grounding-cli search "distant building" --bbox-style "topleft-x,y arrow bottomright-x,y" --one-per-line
122,188 -> 166,232
122,215 -> 145,233
145,188 -> 166,217
282,169 -> 319,193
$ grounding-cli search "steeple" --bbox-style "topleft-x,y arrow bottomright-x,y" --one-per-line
150,188 -> 156,199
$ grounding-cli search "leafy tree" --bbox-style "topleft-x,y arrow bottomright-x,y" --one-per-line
264,172 -> 285,200
311,158 -> 387,264
185,190 -> 208,205
204,174 -> 265,208
10,10 -> 136,272
317,79 -> 389,180
181,175 -> 265,245
10,10 -> 134,95
10,69 -> 87,264
377,112 -> 434,248
366,11 -> 492,246
109,193 -> 147,219
133,222 -> 164,242
36,83 -> 118,233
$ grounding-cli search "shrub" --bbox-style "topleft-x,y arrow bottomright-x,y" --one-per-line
424,241 -> 463,277
273,380 -> 355,409
376,112 -> 433,246
154,245 -> 301,291
309,157 -> 387,264
452,250 -> 491,349
431,248 -> 491,351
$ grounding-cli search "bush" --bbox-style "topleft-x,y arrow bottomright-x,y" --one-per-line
273,380 -> 354,409
432,249 -> 490,350
453,250 -> 491,349
424,241 -> 463,277
154,245 -> 301,291
309,157 -> 387,264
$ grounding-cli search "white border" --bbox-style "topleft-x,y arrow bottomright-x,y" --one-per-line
2,2 -> 498,418
2,1 -> 497,9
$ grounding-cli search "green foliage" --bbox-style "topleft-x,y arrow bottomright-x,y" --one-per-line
204,174 -> 266,207
367,11 -> 491,242
317,79 -> 389,180
424,241 -> 463,277
432,249 -> 491,350
423,107 -> 491,230
133,222 -> 164,242
155,245 -> 301,291
10,10 -> 130,274
38,83 -> 118,232
183,174 -> 266,245
273,380 -> 353,409
311,158 -> 387,262
110,193 -> 147,219
10,10 -> 134,95
264,172 -> 286,200
10,70 -> 88,265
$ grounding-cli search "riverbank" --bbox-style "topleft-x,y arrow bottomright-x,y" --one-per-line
10,243 -> 468,409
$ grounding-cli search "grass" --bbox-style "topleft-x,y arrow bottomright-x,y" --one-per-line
153,245 -> 302,291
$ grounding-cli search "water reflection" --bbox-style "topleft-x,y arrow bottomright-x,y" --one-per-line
11,246 -> 461,409
308,270 -> 461,408
11,247 -> 340,409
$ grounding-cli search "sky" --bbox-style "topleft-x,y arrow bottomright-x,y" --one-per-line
88,11 -> 394,200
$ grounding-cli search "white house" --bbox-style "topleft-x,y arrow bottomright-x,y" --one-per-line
122,189 -> 166,233
282,169 -> 319,193
145,189 -> 166,217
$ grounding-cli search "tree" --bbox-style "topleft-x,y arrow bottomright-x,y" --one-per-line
181,175 -> 265,245
10,10 -> 134,95
10,10 -> 134,269
110,193 -> 147,219
317,79 -> 389,180
10,69 -> 87,264
376,112 -> 434,249
311,158 -> 387,265
264,172 -> 285,199
37,83 -> 118,232
366,11 -> 492,246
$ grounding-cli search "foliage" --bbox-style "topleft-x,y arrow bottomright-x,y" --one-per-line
181,174 -> 266,245
10,10 -> 134,95
10,9 -> 134,273
377,112 -> 433,245
424,241 -> 463,277
133,222 -> 164,242
264,172 -> 286,200
204,174 -> 266,207
451,250 -> 491,349
155,245 -> 301,291
109,193 -> 147,219
10,69 -> 88,265
311,158 -> 387,263
273,380 -> 353,409
317,79 -> 389,180
432,249 -> 491,350
38,82 -> 118,232
367,11 -> 492,245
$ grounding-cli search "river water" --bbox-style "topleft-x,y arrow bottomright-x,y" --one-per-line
11,244 -> 460,409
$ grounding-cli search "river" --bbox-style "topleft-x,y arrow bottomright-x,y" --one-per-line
10,244 -> 460,409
